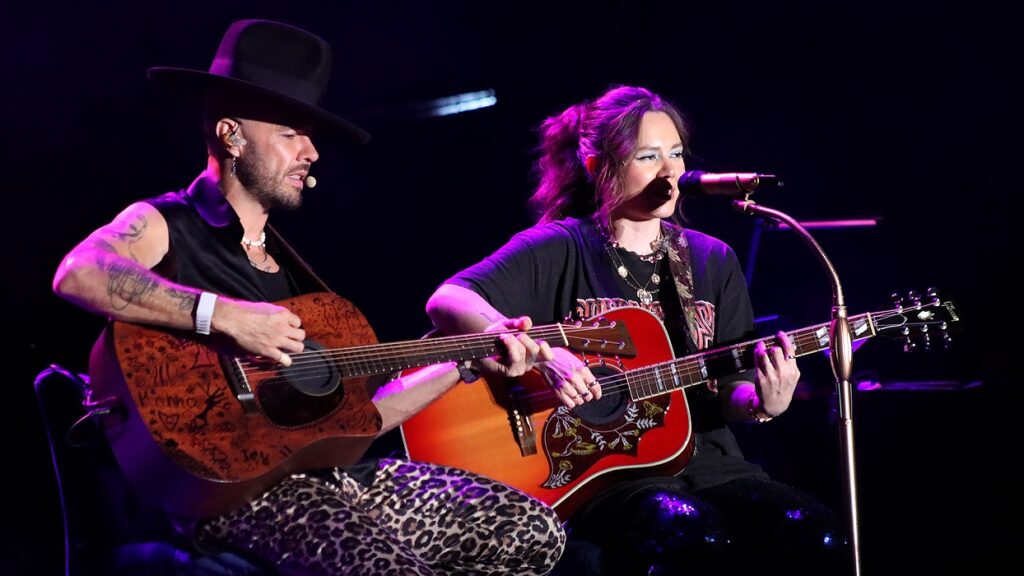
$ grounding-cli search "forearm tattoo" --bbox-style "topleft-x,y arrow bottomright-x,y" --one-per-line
165,287 -> 197,312
104,259 -> 160,311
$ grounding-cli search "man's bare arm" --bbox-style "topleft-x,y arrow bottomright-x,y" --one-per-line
52,201 -> 308,363
53,201 -> 200,328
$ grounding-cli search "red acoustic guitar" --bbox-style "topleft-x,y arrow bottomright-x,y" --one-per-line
87,292 -> 634,518
402,294 -> 959,519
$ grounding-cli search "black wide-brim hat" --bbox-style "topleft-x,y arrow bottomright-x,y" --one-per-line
148,19 -> 370,145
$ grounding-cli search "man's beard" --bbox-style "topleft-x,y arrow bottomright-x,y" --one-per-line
235,149 -> 302,210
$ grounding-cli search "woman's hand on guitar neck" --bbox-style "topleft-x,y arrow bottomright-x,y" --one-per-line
536,347 -> 602,409
754,331 -> 801,417
473,316 -> 554,378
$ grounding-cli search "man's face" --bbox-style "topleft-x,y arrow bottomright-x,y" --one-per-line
234,118 -> 319,210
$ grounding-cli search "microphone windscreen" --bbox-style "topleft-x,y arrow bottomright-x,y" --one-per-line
678,171 -> 708,197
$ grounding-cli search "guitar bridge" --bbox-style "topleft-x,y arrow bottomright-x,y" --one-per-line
509,407 -> 537,457
223,356 -> 259,413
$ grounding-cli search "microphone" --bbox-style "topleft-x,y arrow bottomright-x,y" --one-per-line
678,171 -> 780,198
305,175 -> 317,189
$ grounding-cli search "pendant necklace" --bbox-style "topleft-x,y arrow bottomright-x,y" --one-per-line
604,243 -> 662,305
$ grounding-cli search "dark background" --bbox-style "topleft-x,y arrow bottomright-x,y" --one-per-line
4,1 -> 1017,574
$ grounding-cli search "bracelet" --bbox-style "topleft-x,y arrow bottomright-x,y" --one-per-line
456,360 -> 481,383
195,292 -> 218,335
747,393 -> 774,423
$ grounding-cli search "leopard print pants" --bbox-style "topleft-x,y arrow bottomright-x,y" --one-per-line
196,458 -> 566,575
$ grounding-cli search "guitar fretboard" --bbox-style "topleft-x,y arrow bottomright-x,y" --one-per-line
625,313 -> 877,400
234,321 -> 633,383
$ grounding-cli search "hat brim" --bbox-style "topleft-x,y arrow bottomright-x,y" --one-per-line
148,67 -> 370,145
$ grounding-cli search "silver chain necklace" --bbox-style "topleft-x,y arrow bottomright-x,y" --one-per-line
595,216 -> 667,306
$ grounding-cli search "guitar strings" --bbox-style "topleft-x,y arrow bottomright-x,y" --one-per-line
237,309 -> 924,393
238,325 -> 610,368
235,324 -> 624,378
513,330 -> 826,407
510,310 -> 929,409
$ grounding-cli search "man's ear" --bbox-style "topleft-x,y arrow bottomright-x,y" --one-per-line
584,155 -> 598,178
217,118 -> 246,155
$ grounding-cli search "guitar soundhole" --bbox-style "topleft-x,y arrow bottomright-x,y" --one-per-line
281,341 -> 339,397
256,340 -> 345,428
572,364 -> 629,425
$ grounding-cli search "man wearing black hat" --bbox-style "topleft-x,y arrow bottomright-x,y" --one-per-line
53,19 -> 565,575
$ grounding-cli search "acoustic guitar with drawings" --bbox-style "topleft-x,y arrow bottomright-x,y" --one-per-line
87,291 -> 635,517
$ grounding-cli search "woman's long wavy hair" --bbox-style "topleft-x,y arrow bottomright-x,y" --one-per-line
529,86 -> 689,225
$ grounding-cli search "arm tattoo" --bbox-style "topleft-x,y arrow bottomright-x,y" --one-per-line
114,215 -> 148,262
104,260 -> 161,311
114,214 -> 148,244
479,310 -> 502,323
84,236 -> 145,265
88,238 -> 119,255
165,287 -> 197,312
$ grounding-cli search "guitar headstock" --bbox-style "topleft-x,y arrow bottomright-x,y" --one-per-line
873,288 -> 960,352
562,317 -> 638,357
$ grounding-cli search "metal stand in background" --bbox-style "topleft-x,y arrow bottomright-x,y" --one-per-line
745,217 -> 880,288
733,199 -> 862,576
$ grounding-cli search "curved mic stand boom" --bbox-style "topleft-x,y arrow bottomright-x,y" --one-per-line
732,197 -> 862,576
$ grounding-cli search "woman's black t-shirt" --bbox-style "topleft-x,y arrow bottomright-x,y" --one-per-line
446,216 -> 767,490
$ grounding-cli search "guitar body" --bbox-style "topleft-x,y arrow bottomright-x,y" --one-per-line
402,307 -> 694,520
89,292 -> 383,518
404,294 -> 962,520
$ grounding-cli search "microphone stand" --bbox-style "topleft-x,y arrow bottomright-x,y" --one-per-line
733,198 -> 862,576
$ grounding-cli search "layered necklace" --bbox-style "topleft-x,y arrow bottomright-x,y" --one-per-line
597,218 -> 670,306
241,230 -> 271,271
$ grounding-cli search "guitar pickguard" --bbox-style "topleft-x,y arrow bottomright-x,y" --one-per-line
540,395 -> 671,489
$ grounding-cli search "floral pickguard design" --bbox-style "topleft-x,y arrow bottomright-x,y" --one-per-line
540,396 -> 670,489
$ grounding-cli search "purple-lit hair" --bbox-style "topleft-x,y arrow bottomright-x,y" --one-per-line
529,86 -> 689,224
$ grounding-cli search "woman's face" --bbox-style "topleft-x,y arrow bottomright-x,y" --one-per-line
611,111 -> 686,221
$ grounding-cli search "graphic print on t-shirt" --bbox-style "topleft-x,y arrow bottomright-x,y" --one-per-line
573,297 -> 716,349
574,297 -> 665,323
688,300 -> 716,350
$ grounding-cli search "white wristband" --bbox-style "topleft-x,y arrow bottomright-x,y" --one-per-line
195,292 -> 217,335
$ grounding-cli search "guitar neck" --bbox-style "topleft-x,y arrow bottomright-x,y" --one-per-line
329,325 -> 573,378
626,312 -> 877,400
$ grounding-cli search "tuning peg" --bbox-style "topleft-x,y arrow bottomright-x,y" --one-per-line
891,292 -> 904,311
907,290 -> 922,308
900,326 -> 915,352
938,320 -> 953,348
925,287 -> 941,305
